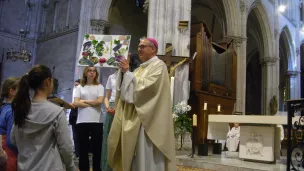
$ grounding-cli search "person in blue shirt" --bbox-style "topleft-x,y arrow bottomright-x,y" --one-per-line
0,76 -> 19,171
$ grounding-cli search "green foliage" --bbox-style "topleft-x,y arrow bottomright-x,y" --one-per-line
114,39 -> 120,45
92,40 -> 98,46
94,41 -> 105,56
173,113 -> 192,136
84,34 -> 90,39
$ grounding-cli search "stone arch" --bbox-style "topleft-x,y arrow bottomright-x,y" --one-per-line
247,1 -> 274,57
107,0 -> 148,53
279,26 -> 294,70
278,26 -> 293,111
245,1 -> 274,115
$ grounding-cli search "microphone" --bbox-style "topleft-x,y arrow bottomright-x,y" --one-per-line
52,65 -> 55,76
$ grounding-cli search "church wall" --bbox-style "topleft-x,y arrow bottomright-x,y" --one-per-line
34,0 -> 81,103
0,0 -> 42,81
43,0 -> 81,36
35,31 -> 78,102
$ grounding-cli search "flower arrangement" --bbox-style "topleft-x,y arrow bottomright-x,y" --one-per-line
173,101 -> 192,149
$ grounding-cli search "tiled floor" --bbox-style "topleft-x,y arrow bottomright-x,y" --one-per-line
177,166 -> 215,171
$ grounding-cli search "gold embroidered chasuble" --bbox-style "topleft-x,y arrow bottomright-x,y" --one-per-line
107,57 -> 176,171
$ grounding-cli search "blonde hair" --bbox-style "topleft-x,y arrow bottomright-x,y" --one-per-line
80,66 -> 100,86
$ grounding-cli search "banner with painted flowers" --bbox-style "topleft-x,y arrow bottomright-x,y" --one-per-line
78,34 -> 131,67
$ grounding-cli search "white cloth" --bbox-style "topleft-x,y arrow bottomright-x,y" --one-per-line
131,126 -> 165,171
74,84 -> 104,123
226,127 -> 240,152
105,72 -> 118,102
118,56 -> 158,104
278,124 -> 284,141
173,63 -> 190,105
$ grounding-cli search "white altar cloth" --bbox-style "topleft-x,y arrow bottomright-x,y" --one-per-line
207,115 -> 298,162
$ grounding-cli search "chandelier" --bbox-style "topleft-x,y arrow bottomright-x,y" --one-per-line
6,29 -> 32,62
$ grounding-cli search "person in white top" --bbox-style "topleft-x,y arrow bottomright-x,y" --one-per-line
73,66 -> 104,171
226,123 -> 240,152
101,70 -> 117,171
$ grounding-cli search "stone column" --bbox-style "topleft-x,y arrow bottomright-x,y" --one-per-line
147,0 -> 191,57
301,2 -> 304,22
286,70 -> 301,99
231,1 -> 248,115
171,0 -> 191,57
40,3 -> 49,35
260,57 -> 279,115
52,0 -> 60,32
90,19 -> 110,34
232,36 -> 247,115
147,0 -> 166,55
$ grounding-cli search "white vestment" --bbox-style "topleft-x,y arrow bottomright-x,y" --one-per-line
119,57 -> 166,171
226,127 -> 240,152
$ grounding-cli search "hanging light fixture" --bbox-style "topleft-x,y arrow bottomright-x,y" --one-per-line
6,29 -> 32,62
278,5 -> 286,12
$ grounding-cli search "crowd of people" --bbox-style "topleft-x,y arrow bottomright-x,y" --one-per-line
0,37 -> 177,171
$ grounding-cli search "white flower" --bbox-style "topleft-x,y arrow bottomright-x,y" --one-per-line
173,101 -> 192,115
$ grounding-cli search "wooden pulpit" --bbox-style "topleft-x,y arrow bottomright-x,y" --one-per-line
48,96 -> 74,109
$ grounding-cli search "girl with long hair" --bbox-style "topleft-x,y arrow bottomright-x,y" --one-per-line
74,66 -> 104,171
0,77 -> 19,171
11,65 -> 77,171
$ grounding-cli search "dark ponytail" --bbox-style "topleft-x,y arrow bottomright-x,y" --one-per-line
12,75 -> 31,127
12,65 -> 52,127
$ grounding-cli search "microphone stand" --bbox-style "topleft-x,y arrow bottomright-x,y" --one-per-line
188,125 -> 197,158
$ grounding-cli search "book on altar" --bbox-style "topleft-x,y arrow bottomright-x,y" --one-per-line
77,34 -> 131,68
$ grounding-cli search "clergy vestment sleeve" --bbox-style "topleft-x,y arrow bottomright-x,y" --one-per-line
120,71 -> 136,103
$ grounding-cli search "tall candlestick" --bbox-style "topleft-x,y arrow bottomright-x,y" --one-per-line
170,77 -> 174,103
217,104 -> 221,112
193,114 -> 197,126
204,102 -> 207,110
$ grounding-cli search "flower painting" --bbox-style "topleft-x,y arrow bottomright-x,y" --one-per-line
78,34 -> 131,67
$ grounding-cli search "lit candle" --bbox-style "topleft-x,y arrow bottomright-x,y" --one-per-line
217,104 -> 221,112
170,77 -> 174,102
193,114 -> 197,126
204,102 -> 207,110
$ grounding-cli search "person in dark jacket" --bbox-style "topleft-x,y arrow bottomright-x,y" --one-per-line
69,79 -> 80,157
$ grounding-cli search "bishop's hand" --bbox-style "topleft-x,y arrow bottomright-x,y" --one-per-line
119,58 -> 130,73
